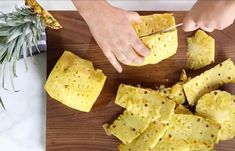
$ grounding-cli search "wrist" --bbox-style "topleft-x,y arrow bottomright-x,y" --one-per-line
72,0 -> 110,21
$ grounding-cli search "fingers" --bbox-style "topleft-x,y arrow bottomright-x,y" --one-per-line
121,46 -> 144,64
113,51 -> 132,65
103,51 -> 122,73
131,37 -> 150,57
182,14 -> 199,32
183,14 -> 214,32
199,25 -> 214,32
126,11 -> 142,23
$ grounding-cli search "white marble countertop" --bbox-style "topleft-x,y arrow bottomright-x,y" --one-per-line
0,1 -> 196,151
0,53 -> 46,151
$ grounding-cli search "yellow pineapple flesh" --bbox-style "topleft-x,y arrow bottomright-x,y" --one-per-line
186,30 -> 215,70
44,51 -> 106,112
132,13 -> 178,66
196,90 -> 235,140
25,0 -> 62,29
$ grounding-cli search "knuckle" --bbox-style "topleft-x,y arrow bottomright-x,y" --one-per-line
196,21 -> 204,27
115,40 -> 126,47
216,23 -> 225,30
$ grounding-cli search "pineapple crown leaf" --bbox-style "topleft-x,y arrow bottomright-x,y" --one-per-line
0,6 -> 46,93
0,96 -> 6,110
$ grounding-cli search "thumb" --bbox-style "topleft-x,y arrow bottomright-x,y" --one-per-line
126,11 -> 142,23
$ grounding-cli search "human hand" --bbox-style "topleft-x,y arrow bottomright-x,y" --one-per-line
73,0 -> 149,72
183,0 -> 235,32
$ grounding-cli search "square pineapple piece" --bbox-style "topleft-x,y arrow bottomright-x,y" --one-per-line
132,13 -> 178,65
44,51 -> 106,112
183,59 -> 235,106
186,30 -> 215,70
196,90 -> 235,141
119,122 -> 169,151
115,84 -> 175,121
104,110 -> 151,144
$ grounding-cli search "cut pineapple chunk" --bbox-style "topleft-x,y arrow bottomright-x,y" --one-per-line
25,0 -> 62,29
169,83 -> 186,104
151,139 -> 190,151
183,59 -> 235,106
158,87 -> 171,98
174,105 -> 192,115
159,98 -> 176,123
158,70 -> 188,105
119,122 -> 168,151
44,51 -> 106,112
115,84 -> 175,121
186,30 -> 215,70
132,13 -> 178,65
163,114 -> 221,145
196,90 -> 235,140
104,110 -> 151,144
158,84 -> 186,105
187,141 -> 214,151
180,69 -> 188,83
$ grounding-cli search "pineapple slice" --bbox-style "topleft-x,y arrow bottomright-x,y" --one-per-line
25,0 -> 62,29
196,90 -> 235,140
187,141 -> 214,151
180,69 -> 188,82
44,51 -> 106,112
104,110 -> 151,144
174,105 -> 192,115
158,84 -> 186,105
163,114 -> 221,145
132,13 -> 178,65
158,87 -> 171,98
186,30 -> 215,70
158,70 -> 188,105
183,59 -> 235,106
115,84 -> 175,121
151,139 -> 190,151
169,83 -> 186,104
119,122 -> 168,151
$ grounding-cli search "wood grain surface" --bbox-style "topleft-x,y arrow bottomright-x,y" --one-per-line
46,11 -> 235,151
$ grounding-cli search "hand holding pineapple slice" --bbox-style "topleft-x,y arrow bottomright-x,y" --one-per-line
132,14 -> 178,65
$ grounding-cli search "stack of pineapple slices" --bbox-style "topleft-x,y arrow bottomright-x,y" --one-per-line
104,59 -> 235,151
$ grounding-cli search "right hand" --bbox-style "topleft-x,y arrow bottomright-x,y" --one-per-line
183,0 -> 235,32
73,1 -> 150,72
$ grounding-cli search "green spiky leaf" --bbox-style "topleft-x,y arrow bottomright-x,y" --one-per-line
0,96 -> 6,110
0,6 -> 46,92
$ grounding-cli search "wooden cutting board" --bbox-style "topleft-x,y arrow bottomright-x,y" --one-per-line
46,11 -> 235,151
